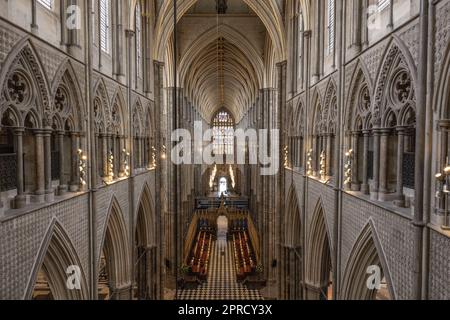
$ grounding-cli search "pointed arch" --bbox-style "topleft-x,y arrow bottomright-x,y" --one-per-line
345,61 -> 373,131
98,197 -> 131,293
0,38 -> 52,127
372,38 -> 417,127
93,78 -> 109,132
110,88 -> 127,136
435,40 -> 450,118
51,59 -> 85,131
284,185 -> 302,247
24,219 -> 89,300
135,183 -> 156,247
310,88 -> 323,135
132,97 -> 145,136
134,182 -> 157,300
341,221 -> 396,300
305,199 -> 333,299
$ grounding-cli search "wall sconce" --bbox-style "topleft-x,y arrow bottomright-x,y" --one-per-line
151,146 -> 157,169
161,145 -> 167,160
78,149 -> 87,188
306,149 -> 313,176
344,149 -> 353,189
108,150 -> 115,181
320,151 -> 326,181
209,165 -> 217,190
123,149 -> 130,176
229,165 -> 236,189
436,157 -> 450,230
284,145 -> 289,169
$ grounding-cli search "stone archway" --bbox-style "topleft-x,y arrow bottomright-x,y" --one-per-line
305,200 -> 333,300
281,186 -> 303,300
134,184 -> 158,300
98,197 -> 131,300
340,222 -> 395,300
26,220 -> 89,300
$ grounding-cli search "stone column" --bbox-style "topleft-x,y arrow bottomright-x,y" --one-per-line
44,129 -> 54,202
304,282 -> 323,300
31,0 -> 38,31
362,0 -> 369,49
57,131 -> 68,195
70,132 -> 80,192
378,129 -> 390,201
361,130 -> 370,194
34,130 -> 46,203
394,127 -> 406,207
352,0 -> 362,52
371,129 -> 381,200
110,284 -> 132,300
14,128 -> 26,208
312,0 -> 321,82
351,132 -> 360,190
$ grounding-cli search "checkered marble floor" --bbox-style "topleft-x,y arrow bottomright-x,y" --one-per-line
178,241 -> 263,300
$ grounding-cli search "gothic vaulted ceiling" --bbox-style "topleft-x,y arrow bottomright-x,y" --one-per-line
149,0 -> 309,122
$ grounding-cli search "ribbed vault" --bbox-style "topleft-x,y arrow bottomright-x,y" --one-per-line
154,0 -> 287,62
182,37 -> 259,121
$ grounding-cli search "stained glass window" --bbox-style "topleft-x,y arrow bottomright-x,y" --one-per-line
213,110 -> 234,155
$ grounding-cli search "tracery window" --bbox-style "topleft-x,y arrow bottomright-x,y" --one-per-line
213,110 -> 234,155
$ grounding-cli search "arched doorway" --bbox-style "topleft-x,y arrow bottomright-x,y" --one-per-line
306,201 -> 333,300
281,186 -> 303,300
27,221 -> 88,300
134,185 -> 157,300
98,198 -> 131,300
341,223 -> 394,300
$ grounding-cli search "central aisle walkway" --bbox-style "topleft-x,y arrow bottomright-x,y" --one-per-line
178,241 -> 263,300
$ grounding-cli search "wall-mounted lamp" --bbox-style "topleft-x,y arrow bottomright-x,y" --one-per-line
436,157 -> 450,230
306,149 -> 313,176
151,146 -> 157,169
319,151 -> 326,181
209,165 -> 217,190
78,149 -> 87,188
161,145 -> 167,160
284,145 -> 289,169
344,149 -> 353,189
229,165 -> 236,189
123,149 -> 130,177
108,150 -> 115,181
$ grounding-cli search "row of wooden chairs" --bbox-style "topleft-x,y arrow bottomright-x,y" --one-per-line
232,231 -> 256,281
188,231 -> 212,281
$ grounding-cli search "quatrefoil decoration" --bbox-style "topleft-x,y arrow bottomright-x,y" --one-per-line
393,71 -> 412,105
7,72 -> 29,105
55,87 -> 69,113
358,85 -> 371,113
